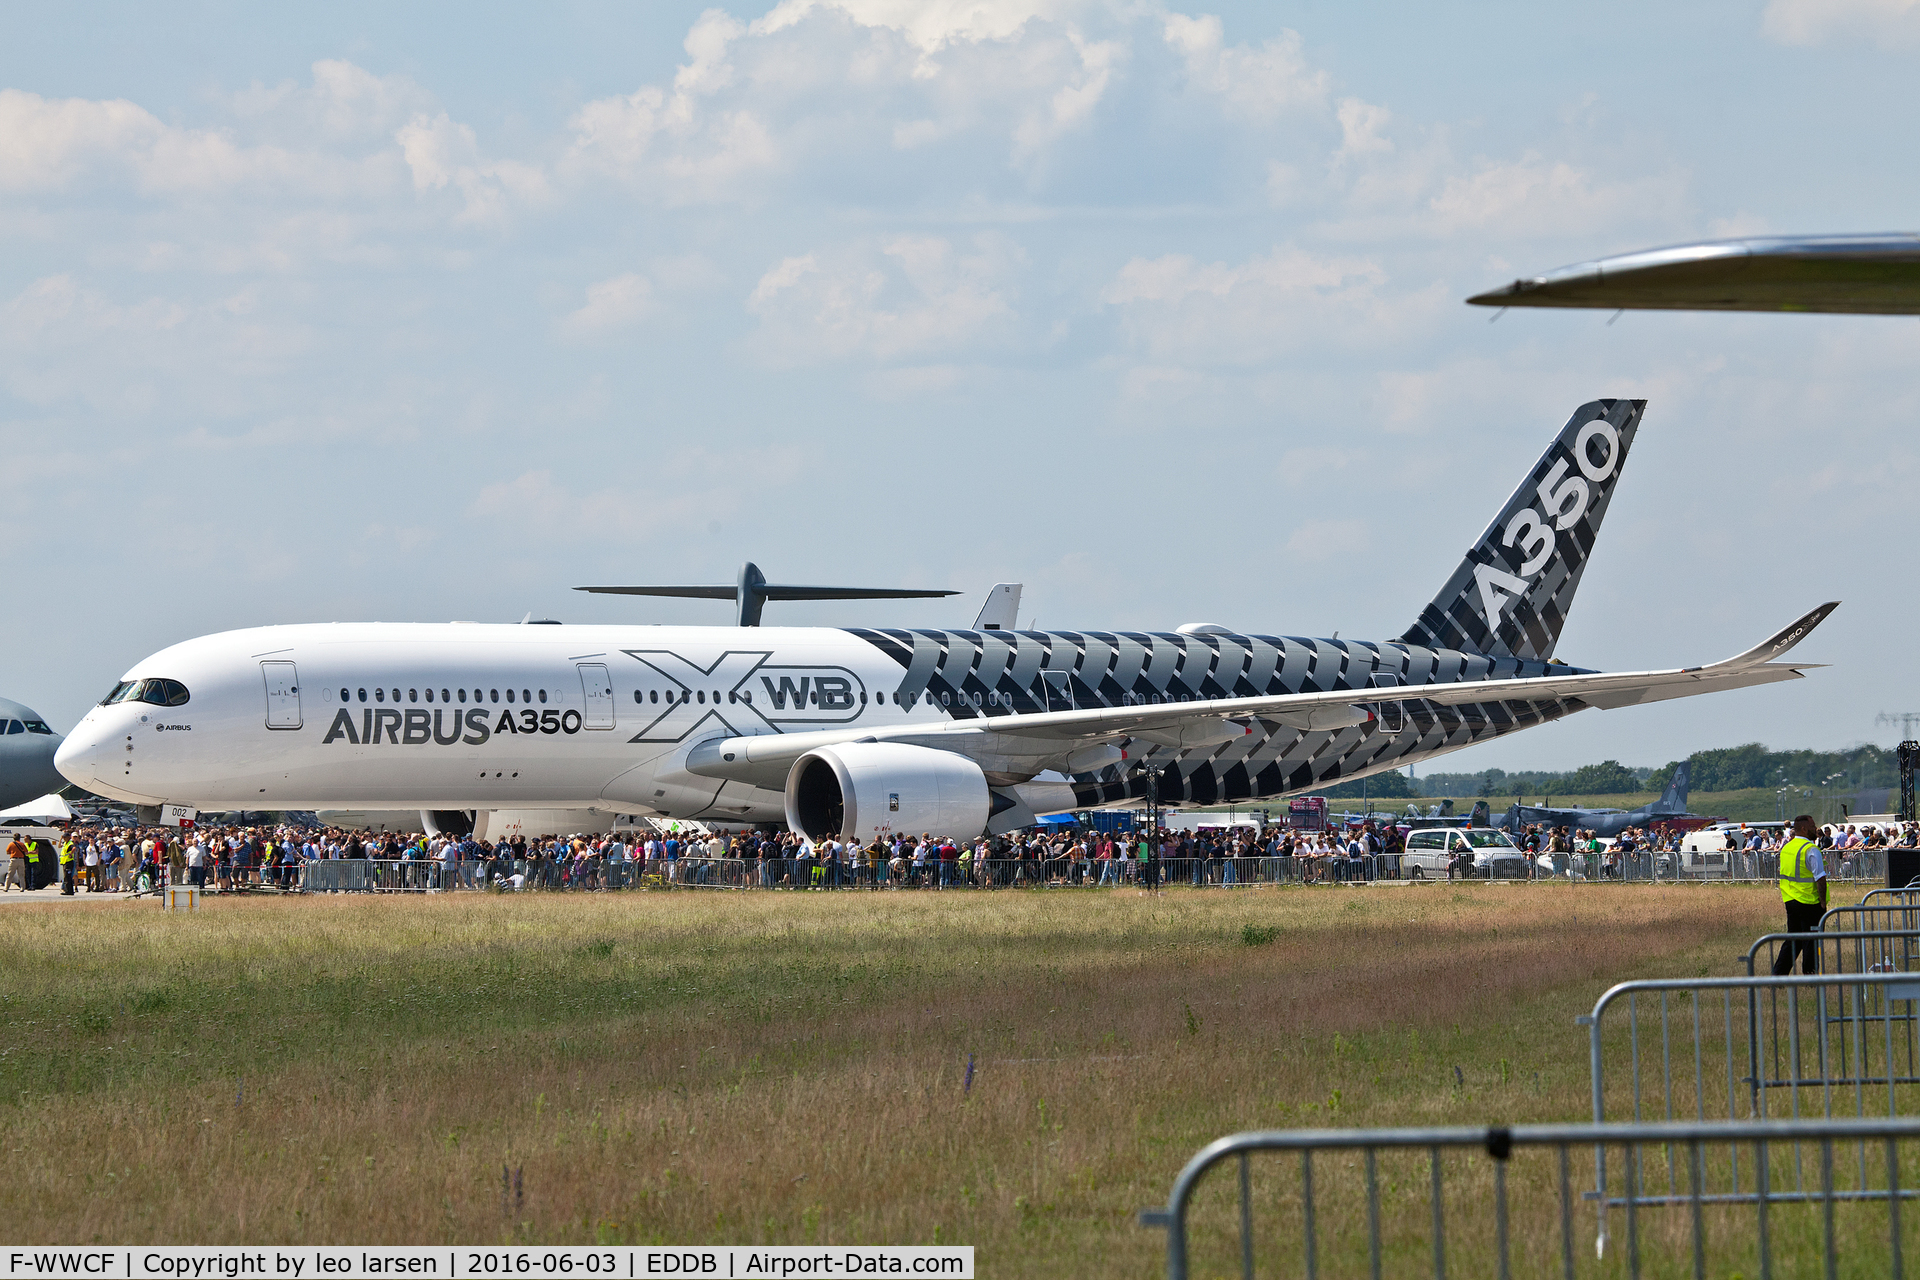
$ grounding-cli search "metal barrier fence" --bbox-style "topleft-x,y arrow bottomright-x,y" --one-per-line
1744,929 -> 1920,978
298,858 -> 473,892
1826,901 -> 1920,940
270,851 -> 1918,894
1582,972 -> 1920,1231
1138,1117 -> 1920,1280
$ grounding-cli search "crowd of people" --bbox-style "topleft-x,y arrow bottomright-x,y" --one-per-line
1505,819 -> 1919,881
8,815 -> 1916,896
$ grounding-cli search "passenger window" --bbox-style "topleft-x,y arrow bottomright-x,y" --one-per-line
358,689 -> 368,702
697,691 -> 706,704
538,689 -> 547,704
522,689 -> 531,702
742,691 -> 751,704
491,690 -> 499,702
424,689 -> 433,703
391,689 -> 399,703
506,689 -> 515,703
409,689 -> 418,703
650,690 -> 659,704
376,689 -> 385,702
457,689 -> 466,703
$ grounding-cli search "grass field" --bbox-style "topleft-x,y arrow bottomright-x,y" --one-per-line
0,884 -> 1827,1274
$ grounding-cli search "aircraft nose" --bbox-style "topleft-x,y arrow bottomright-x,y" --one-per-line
54,720 -> 107,789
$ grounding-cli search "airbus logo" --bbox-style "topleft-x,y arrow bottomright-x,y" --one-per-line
622,649 -> 868,743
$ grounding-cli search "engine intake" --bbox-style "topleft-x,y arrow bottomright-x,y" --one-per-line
784,742 -> 991,841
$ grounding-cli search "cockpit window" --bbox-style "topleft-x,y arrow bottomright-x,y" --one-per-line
23,721 -> 52,735
100,681 -> 137,705
118,678 -> 191,707
2,720 -> 21,735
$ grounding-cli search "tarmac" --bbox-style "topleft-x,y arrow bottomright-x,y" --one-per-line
0,883 -> 147,904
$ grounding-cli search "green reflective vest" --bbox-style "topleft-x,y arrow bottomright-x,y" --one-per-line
1779,836 -> 1822,905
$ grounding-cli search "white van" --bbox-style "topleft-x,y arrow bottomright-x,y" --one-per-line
1401,828 -> 1529,880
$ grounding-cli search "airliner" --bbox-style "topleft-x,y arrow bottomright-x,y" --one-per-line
0,696 -> 65,810
54,399 -> 1837,843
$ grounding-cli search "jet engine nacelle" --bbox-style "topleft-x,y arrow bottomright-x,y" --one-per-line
784,742 -> 990,841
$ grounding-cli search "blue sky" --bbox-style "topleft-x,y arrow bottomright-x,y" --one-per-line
5,0 -> 1918,773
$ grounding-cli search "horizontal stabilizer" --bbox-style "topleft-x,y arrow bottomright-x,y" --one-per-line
577,560 -> 956,627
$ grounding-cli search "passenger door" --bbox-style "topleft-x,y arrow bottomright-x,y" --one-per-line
261,661 -> 302,730
577,663 -> 616,730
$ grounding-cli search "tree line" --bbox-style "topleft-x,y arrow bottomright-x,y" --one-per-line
1401,742 -> 1898,799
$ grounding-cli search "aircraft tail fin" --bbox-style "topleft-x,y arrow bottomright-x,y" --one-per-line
1400,399 -> 1645,661
973,584 -> 1022,631
1469,799 -> 1490,828
1654,759 -> 1691,813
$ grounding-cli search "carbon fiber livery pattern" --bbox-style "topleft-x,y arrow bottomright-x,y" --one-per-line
846,626 -> 1594,809
1399,398 -> 1643,661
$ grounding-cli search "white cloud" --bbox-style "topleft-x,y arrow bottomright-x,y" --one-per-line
746,234 -> 1016,364
561,273 -> 655,337
1335,98 -> 1393,158
1763,0 -> 1920,45
0,66 -> 419,199
1284,518 -> 1370,564
755,0 -> 1083,54
470,447 -> 807,542
0,273 -> 316,420
1163,13 -> 1328,120
230,60 -> 436,141
566,0 -> 1132,196
396,112 -> 550,224
1103,245 -> 1421,364
1420,154 -> 1679,238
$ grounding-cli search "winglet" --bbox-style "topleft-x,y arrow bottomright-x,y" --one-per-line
1708,601 -> 1840,672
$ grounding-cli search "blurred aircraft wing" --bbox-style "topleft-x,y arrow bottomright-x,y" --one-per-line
1468,234 -> 1920,314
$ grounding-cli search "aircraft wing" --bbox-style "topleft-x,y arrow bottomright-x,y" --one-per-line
685,602 -> 1838,787
1466,234 -> 1920,315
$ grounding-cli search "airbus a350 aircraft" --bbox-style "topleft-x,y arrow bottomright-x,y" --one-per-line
54,399 -> 1837,843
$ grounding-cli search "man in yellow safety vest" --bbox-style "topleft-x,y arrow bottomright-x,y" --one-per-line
1772,814 -> 1827,975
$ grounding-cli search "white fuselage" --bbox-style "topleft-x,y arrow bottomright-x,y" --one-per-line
55,622 -> 948,822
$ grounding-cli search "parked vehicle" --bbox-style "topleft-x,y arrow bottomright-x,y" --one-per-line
1401,828 -> 1530,880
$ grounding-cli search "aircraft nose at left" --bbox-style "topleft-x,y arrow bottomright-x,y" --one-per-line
54,715 -> 114,791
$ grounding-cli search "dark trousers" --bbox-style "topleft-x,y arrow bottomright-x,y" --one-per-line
1773,898 -> 1825,975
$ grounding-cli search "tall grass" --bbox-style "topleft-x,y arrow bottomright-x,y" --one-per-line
0,884 -> 1781,1274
